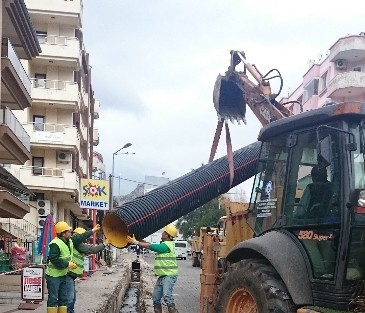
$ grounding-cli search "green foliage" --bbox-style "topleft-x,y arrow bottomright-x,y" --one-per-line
176,197 -> 226,240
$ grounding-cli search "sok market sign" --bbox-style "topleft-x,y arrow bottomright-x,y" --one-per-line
80,178 -> 110,210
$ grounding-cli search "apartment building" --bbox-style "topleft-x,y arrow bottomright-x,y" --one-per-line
0,0 -> 41,242
281,32 -> 365,113
3,0 -> 101,240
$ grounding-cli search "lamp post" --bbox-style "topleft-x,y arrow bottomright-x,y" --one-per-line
110,143 -> 132,211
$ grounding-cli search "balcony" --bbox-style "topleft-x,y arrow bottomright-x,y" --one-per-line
0,218 -> 37,241
0,107 -> 31,164
22,123 -> 80,151
35,35 -> 80,66
93,99 -> 100,119
30,79 -> 79,108
25,0 -> 83,28
3,0 -> 41,59
329,35 -> 365,63
92,152 -> 105,173
0,190 -> 30,219
93,128 -> 99,146
327,71 -> 365,100
1,38 -> 32,109
18,166 -> 80,192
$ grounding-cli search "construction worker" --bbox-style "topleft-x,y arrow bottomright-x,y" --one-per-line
127,224 -> 179,313
68,227 -> 111,313
45,221 -> 100,313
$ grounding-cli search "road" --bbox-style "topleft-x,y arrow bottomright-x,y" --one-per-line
143,256 -> 201,313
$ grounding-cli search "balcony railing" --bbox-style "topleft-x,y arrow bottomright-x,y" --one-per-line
0,107 -> 30,150
25,0 -> 83,18
37,35 -> 80,60
0,218 -> 37,240
22,122 -> 80,148
1,38 -> 31,94
30,79 -> 79,104
327,71 -> 365,96
19,166 -> 80,191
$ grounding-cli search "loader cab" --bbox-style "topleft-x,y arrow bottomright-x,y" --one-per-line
247,103 -> 365,309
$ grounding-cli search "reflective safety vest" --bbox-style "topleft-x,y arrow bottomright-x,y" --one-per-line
70,248 -> 84,276
154,241 -> 178,276
46,237 -> 74,277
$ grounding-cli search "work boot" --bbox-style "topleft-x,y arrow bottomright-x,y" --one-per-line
153,304 -> 162,313
167,304 -> 179,313
57,306 -> 67,313
47,308 -> 57,313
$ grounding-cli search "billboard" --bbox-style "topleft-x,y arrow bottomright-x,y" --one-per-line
80,179 -> 109,210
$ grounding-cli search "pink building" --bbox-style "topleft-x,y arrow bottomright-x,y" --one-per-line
281,32 -> 365,114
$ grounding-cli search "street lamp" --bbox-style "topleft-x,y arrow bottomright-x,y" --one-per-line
110,143 -> 132,211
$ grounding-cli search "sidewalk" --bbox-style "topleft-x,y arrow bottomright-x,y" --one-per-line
0,250 -> 137,313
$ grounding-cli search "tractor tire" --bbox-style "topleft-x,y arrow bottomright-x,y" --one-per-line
215,259 -> 296,313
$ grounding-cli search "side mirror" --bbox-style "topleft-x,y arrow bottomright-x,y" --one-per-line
317,135 -> 332,169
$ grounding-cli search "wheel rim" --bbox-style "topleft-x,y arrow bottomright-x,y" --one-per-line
226,288 -> 258,313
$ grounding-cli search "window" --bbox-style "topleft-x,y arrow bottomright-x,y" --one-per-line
36,31 -> 47,44
302,78 -> 319,103
32,157 -> 44,175
320,72 -> 327,92
353,66 -> 362,72
33,115 -> 45,131
34,73 -> 46,88
248,134 -> 288,235
283,128 -> 341,279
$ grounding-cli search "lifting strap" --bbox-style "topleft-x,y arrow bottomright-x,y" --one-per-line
208,119 -> 234,188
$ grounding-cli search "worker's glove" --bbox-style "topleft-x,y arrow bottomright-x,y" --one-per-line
92,224 -> 101,232
104,238 -> 112,245
126,235 -> 138,245
68,261 -> 77,270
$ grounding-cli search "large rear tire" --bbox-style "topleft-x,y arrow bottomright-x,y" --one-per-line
215,259 -> 296,313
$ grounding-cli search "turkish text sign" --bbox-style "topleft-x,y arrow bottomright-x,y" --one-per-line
80,178 -> 110,210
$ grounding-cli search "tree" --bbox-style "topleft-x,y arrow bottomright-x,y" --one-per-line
176,197 -> 226,239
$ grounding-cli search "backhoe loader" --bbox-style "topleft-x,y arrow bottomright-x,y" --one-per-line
199,51 -> 365,313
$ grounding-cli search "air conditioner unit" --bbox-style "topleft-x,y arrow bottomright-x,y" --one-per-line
37,216 -> 47,228
335,59 -> 347,70
57,151 -> 71,163
37,199 -> 51,216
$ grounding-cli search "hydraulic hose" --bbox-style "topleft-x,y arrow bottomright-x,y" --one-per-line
103,141 -> 260,247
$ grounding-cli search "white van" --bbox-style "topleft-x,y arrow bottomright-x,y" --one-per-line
174,240 -> 188,260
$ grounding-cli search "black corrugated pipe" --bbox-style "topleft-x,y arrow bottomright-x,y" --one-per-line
103,141 -> 260,247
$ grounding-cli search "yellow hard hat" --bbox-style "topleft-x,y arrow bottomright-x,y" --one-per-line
73,227 -> 86,235
163,224 -> 178,238
55,221 -> 72,234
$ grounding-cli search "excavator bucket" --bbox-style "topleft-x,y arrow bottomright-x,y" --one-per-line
213,74 -> 247,123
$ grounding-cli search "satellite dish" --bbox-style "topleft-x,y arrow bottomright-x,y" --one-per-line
307,59 -> 315,67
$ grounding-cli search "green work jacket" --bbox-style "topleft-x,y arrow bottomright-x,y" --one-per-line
154,241 -> 178,277
46,237 -> 73,277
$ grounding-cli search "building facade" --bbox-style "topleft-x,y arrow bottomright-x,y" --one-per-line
281,32 -> 365,113
1,0 -> 103,242
0,0 -> 41,244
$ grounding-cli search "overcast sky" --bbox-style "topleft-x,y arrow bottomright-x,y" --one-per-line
83,0 -> 365,198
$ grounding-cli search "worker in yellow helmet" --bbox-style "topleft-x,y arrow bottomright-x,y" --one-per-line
45,221 -> 100,313
127,224 -> 179,313
68,227 -> 111,313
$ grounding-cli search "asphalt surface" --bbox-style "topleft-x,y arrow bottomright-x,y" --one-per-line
140,254 -> 201,313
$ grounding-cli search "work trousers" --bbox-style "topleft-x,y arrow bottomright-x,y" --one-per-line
46,274 -> 74,308
152,275 -> 177,306
68,279 -> 77,313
